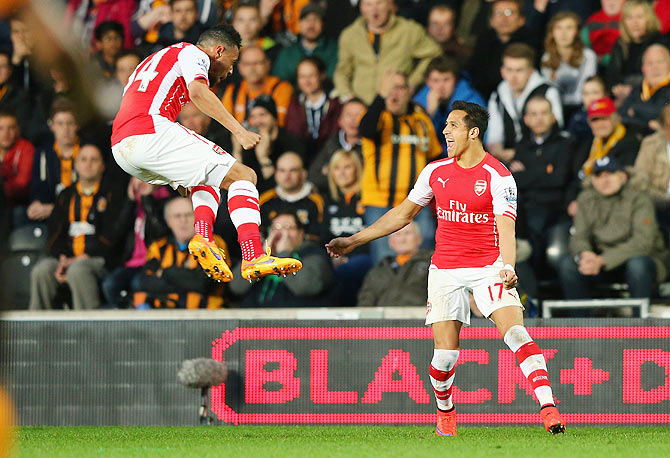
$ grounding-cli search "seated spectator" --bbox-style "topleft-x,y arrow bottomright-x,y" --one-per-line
583,0 -> 624,65
487,43 -> 563,163
231,95 -> 305,193
468,0 -> 541,99
426,4 -> 472,68
557,156 -> 668,299
285,56 -> 342,156
132,196 -> 228,309
178,101 -> 230,151
509,95 -> 575,268
357,222 -> 432,307
156,0 -> 205,48
632,104 -> 670,230
308,97 -> 365,194
619,44 -> 670,131
0,110 -> 33,227
333,0 -> 441,104
231,2 -> 279,63
541,12 -> 597,117
222,45 -> 293,127
257,0 -> 309,39
259,151 -> 323,240
271,3 -> 338,87
574,97 -> 643,185
413,56 -> 485,150
28,98 -> 80,223
607,0 -> 667,103
92,21 -> 124,79
322,149 -> 372,306
358,70 -> 442,263
0,50 -> 30,134
65,0 -> 135,50
567,75 -> 607,144
98,50 -> 142,121
29,144 -> 121,310
229,210 -> 335,307
102,177 -> 170,308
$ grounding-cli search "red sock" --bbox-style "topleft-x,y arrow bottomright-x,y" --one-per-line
191,185 -> 219,242
227,180 -> 264,261
516,341 -> 553,406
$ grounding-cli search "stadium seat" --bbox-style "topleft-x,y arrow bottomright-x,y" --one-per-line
0,251 -> 42,310
8,224 -> 48,252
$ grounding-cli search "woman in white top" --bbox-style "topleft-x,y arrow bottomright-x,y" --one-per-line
541,11 -> 598,118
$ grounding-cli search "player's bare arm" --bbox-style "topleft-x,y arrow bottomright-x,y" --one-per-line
187,79 -> 260,149
495,214 -> 518,289
326,199 -> 423,257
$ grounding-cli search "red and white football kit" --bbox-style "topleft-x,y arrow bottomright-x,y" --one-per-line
111,42 -> 235,189
407,153 -> 522,325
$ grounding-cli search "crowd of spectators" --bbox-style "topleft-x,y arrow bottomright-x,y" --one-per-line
3,0 -> 670,312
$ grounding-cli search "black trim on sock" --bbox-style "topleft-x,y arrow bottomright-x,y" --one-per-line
540,404 -> 556,411
438,406 -> 455,413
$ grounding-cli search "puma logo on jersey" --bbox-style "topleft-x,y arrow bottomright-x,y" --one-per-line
437,177 -> 450,188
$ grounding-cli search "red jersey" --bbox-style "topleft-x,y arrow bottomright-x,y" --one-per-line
407,153 -> 517,269
111,42 -> 210,146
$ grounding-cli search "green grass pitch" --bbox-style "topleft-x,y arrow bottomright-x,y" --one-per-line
15,426 -> 669,458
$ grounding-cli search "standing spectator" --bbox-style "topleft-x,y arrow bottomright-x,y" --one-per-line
357,222 -> 432,307
619,44 -> 670,131
92,21 -> 125,79
132,197 -> 228,309
156,0 -> 205,48
323,149 -> 372,306
509,95 -> 575,268
523,0 -> 598,37
541,11 -> 598,117
285,56 -> 342,156
486,43 -> 563,163
566,75 -> 607,144
258,0 -> 310,39
583,0 -> 624,65
28,98 -> 80,223
229,210 -> 335,307
8,17 -> 40,96
231,95 -> 305,193
131,0 -> 172,47
426,4 -> 472,68
99,50 -> 142,121
468,0 -> 541,99
0,50 -> 30,136
221,46 -> 294,127
231,2 -> 279,62
558,156 -> 668,299
0,111 -> 33,226
65,0 -> 136,50
101,177 -> 170,308
259,151 -> 324,240
333,0 -> 441,104
308,97 -> 366,194
413,56 -> 486,150
29,144 -> 121,310
607,0 -> 667,104
358,71 -> 442,262
271,2 -> 338,87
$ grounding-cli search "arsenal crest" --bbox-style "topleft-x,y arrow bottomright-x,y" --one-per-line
474,179 -> 487,196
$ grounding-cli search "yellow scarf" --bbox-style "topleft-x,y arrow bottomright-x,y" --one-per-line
642,73 -> 670,102
582,123 -> 626,177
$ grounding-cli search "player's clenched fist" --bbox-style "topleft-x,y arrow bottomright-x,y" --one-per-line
325,237 -> 355,258
235,129 -> 261,150
499,268 -> 518,289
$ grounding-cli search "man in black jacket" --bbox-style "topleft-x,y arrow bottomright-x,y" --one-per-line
510,95 -> 574,268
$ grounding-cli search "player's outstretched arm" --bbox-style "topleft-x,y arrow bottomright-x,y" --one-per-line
188,80 -> 260,149
326,199 -> 423,257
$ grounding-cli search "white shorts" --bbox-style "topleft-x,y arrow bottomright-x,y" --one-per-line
112,121 -> 236,189
425,257 -> 523,326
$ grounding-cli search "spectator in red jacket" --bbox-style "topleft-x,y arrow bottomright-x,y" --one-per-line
66,0 -> 136,50
583,0 -> 625,64
0,110 -> 34,227
285,56 -> 341,161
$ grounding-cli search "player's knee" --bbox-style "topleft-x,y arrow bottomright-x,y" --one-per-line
503,325 -> 532,352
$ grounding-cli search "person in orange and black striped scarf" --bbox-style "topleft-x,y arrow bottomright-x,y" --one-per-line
133,197 -> 229,309
29,143 -> 122,310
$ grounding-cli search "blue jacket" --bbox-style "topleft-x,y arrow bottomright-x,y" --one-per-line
413,77 -> 486,148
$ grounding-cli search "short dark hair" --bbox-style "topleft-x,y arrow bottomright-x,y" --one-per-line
503,42 -> 535,65
424,56 -> 460,81
170,0 -> 198,7
94,20 -> 124,42
297,55 -> 326,75
115,50 -> 143,69
522,94 -> 552,116
0,110 -> 18,122
271,209 -> 305,231
451,101 -> 488,139
49,97 -> 78,121
197,23 -> 242,49
343,97 -> 366,109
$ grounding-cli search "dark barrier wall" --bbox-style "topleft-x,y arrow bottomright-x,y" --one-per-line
2,318 -> 669,426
